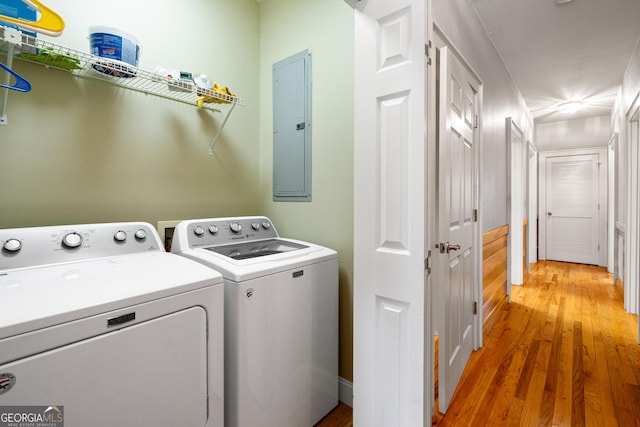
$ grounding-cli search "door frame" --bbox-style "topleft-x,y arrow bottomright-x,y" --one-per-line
608,132 -> 618,275
507,117 -> 525,296
625,91 -> 640,317
538,147 -> 608,267
527,141 -> 538,267
433,24 -> 484,351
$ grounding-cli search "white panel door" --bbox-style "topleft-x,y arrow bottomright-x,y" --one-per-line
352,0 -> 429,425
546,154 -> 600,264
436,46 -> 478,413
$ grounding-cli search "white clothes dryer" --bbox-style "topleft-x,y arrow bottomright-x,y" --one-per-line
0,222 -> 224,427
171,216 -> 338,427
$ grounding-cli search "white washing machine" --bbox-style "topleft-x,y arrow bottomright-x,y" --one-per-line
0,222 -> 224,427
171,216 -> 338,427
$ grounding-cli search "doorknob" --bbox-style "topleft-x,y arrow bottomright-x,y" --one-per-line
547,212 -> 553,216
446,243 -> 461,253
438,242 -> 461,254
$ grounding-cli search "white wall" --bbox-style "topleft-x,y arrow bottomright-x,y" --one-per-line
622,41 -> 640,109
617,38 -> 640,229
612,89 -> 626,225
535,115 -> 611,151
433,0 -> 533,232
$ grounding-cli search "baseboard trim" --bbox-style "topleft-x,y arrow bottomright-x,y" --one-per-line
338,377 -> 353,407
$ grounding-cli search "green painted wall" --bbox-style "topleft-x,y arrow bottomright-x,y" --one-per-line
0,0 -> 261,227
0,0 -> 355,384
259,0 -> 355,381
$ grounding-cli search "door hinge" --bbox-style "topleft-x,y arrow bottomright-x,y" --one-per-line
473,301 -> 478,315
424,250 -> 432,275
473,209 -> 478,222
474,115 -> 479,129
425,40 -> 432,66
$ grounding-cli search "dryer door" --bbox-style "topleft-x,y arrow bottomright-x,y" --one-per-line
0,307 -> 208,427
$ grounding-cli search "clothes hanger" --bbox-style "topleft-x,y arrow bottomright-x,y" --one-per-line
0,61 -> 31,92
0,0 -> 65,36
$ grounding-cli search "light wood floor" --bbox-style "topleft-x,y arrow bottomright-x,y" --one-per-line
319,260 -> 640,426
433,260 -> 640,426
315,402 -> 353,427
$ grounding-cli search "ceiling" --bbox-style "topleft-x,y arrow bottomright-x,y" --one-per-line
470,0 -> 640,123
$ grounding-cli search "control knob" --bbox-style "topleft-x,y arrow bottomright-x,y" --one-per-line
230,222 -> 242,233
208,225 -> 218,234
114,231 -> 127,242
194,226 -> 205,236
262,221 -> 271,230
3,238 -> 22,252
251,222 -> 260,231
135,229 -> 147,240
62,232 -> 83,249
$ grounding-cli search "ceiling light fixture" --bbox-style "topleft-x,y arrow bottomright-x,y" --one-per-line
555,0 -> 574,4
557,100 -> 583,113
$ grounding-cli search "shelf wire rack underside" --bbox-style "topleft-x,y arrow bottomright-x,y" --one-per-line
3,34 -> 245,112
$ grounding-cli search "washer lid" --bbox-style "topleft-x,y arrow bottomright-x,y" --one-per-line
0,252 -> 223,339
204,238 -> 308,260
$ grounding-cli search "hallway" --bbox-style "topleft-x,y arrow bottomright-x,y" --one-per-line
433,261 -> 640,426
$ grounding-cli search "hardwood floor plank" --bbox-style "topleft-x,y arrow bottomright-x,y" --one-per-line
581,265 -> 613,427
626,383 -> 640,421
541,296 -> 564,426
473,346 -> 515,423
486,354 -> 521,425
314,403 -> 353,427
590,306 -> 619,426
518,347 -> 548,426
599,286 -> 636,426
447,366 -> 495,424
515,339 -> 541,400
485,298 -> 541,424
571,321 -> 586,426
553,282 -> 578,426
617,314 -> 640,387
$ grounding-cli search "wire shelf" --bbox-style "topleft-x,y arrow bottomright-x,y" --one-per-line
1,27 -> 244,152
1,29 -> 245,112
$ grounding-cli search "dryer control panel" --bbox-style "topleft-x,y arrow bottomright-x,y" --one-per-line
173,217 -> 279,250
0,222 -> 164,271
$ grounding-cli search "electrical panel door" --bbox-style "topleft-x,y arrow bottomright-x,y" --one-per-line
272,50 -> 312,201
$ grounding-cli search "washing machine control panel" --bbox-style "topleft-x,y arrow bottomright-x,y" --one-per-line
181,217 -> 279,249
0,222 -> 164,271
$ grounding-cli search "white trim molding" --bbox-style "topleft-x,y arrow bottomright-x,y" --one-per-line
625,93 -> 640,315
338,377 -> 353,407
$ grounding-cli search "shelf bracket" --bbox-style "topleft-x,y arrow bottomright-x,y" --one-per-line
0,43 -> 15,126
208,101 -> 237,155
